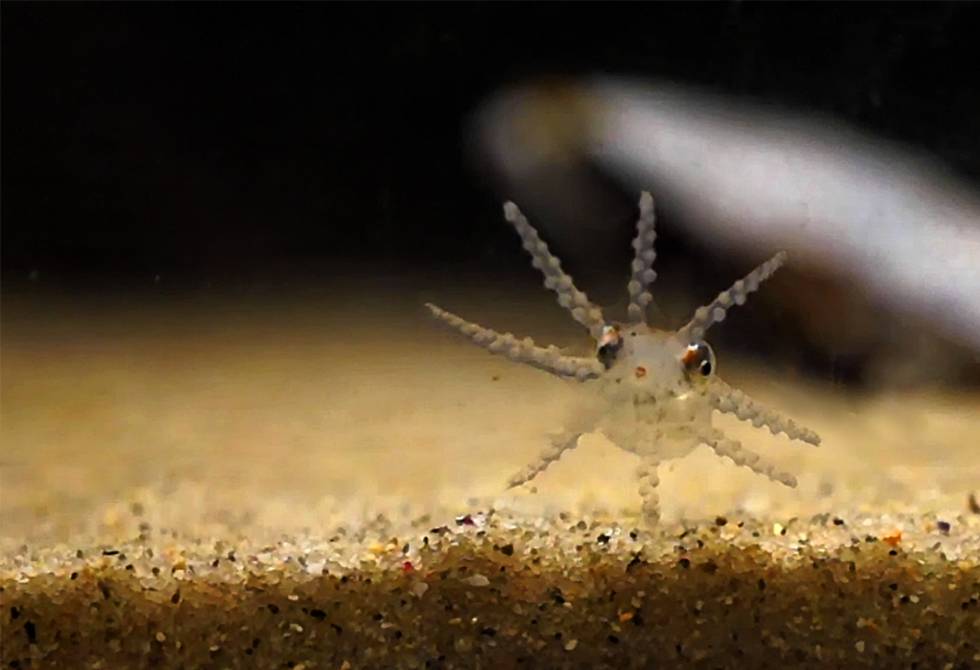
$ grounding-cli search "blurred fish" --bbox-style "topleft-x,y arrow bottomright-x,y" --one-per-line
472,77 -> 980,360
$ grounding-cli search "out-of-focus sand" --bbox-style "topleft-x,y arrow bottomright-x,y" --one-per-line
2,282 -> 978,541
2,280 -> 979,668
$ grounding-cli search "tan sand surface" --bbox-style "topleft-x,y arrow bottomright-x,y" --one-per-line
2,282 -> 979,668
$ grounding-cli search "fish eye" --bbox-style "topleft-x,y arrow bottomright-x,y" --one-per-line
682,341 -> 716,378
596,324 -> 623,369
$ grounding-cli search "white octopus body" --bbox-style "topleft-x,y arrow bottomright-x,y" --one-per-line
595,326 -> 712,459
427,192 -> 820,523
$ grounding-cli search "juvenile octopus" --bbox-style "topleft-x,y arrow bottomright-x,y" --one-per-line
427,192 -> 821,522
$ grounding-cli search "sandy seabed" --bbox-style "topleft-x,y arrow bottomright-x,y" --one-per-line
2,283 -> 979,668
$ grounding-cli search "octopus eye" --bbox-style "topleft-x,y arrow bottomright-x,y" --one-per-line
682,341 -> 716,378
596,324 -> 623,369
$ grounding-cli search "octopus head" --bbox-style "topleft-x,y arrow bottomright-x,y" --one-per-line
596,323 -> 716,394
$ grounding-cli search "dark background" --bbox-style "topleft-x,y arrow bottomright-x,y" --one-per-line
3,2 -> 980,291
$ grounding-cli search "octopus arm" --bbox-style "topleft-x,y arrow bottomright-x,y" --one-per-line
701,429 -> 798,488
706,378 -> 821,446
679,251 -> 787,342
626,191 -> 658,323
503,201 -> 606,339
426,303 -> 603,381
